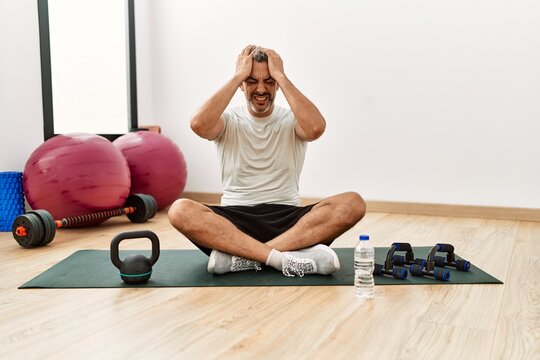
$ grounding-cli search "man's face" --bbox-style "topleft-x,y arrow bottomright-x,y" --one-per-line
241,61 -> 278,117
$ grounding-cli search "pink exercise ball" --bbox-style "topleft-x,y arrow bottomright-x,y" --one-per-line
113,131 -> 187,210
23,133 -> 131,220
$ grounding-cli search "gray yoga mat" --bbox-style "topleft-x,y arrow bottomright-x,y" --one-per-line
19,247 -> 502,288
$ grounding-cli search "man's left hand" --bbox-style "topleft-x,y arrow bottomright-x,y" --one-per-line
264,49 -> 286,83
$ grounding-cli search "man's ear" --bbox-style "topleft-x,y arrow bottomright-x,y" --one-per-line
239,83 -> 245,91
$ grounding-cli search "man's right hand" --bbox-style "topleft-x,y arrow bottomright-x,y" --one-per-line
191,45 -> 256,140
235,45 -> 256,81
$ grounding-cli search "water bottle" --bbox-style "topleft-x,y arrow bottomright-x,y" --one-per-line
354,234 -> 375,299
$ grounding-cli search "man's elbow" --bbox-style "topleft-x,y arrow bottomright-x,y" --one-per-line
190,116 -> 221,140
190,118 -> 202,134
304,122 -> 326,141
190,117 -> 209,137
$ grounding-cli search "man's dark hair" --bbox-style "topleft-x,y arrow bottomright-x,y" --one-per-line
252,48 -> 268,62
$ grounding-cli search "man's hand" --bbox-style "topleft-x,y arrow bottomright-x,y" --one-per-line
265,49 -> 286,83
235,45 -> 256,80
259,48 -> 326,141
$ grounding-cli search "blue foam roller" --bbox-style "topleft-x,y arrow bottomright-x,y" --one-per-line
0,171 -> 24,232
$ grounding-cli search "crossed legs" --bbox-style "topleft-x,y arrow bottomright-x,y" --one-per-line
168,192 -> 366,264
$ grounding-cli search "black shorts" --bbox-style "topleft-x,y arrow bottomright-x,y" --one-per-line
197,203 -> 317,256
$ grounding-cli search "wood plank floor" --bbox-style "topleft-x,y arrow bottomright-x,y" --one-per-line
0,210 -> 538,359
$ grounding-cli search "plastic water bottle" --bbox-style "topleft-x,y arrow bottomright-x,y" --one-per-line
354,234 -> 375,299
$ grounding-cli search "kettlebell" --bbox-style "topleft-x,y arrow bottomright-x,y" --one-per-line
110,230 -> 160,284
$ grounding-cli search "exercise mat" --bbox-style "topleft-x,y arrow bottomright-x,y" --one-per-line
19,247 -> 502,288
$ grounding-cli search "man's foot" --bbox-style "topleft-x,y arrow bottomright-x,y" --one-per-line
207,250 -> 262,274
282,244 -> 340,277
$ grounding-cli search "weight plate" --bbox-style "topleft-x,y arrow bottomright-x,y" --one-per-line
144,194 -> 158,219
134,194 -> 158,220
40,210 -> 57,245
139,194 -> 157,221
11,213 -> 44,248
28,210 -> 56,246
125,194 -> 151,223
27,214 -> 44,247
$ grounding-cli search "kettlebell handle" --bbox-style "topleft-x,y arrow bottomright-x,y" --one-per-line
110,230 -> 160,270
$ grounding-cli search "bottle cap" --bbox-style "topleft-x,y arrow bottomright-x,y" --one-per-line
359,235 -> 370,241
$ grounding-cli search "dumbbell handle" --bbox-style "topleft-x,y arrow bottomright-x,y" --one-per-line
436,243 -> 455,253
392,255 -> 427,268
421,268 -> 450,281
55,206 -> 137,228
392,243 -> 413,252
410,264 -> 450,281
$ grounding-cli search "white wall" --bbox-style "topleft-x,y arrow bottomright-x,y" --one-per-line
1,0 -> 539,209
0,0 -> 153,171
149,0 -> 540,208
0,0 -> 44,172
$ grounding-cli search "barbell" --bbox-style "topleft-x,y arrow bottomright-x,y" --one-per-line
12,194 -> 157,248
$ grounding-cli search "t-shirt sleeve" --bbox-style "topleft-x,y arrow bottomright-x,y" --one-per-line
213,109 -> 232,142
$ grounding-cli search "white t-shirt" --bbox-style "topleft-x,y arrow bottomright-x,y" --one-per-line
214,105 -> 307,206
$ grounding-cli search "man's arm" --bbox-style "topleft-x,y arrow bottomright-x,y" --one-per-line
190,45 -> 255,140
265,49 -> 326,142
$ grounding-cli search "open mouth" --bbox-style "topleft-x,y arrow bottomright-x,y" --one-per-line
253,94 -> 269,103
248,93 -> 273,114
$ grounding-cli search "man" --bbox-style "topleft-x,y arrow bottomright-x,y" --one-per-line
169,45 -> 366,277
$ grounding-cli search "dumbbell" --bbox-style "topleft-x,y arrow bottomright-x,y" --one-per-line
12,194 -> 157,248
390,242 -> 427,268
409,264 -> 451,281
409,243 -> 455,281
373,243 -> 409,280
388,242 -> 429,280
431,243 -> 471,271
373,263 -> 408,279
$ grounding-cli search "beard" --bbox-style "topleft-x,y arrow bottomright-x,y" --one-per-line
248,92 -> 274,114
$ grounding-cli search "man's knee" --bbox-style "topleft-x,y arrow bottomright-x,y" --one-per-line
336,192 -> 366,225
168,198 -> 204,232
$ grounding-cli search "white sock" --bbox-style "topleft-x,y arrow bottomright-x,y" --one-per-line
266,249 -> 284,271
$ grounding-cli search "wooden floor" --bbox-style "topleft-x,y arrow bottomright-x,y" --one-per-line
0,210 -> 538,359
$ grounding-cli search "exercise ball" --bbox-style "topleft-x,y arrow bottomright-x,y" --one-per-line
23,133 -> 131,220
113,131 -> 187,210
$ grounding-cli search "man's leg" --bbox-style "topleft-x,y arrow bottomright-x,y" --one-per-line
265,192 -> 366,251
168,199 -> 272,263
168,193 -> 365,276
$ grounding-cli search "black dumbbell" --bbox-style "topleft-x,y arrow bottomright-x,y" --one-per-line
110,230 -> 160,284
390,242 -> 427,268
12,194 -> 157,248
386,242 -> 450,281
408,243 -> 455,281
431,243 -> 471,271
373,243 -> 409,280
409,264 -> 451,281
373,263 -> 408,279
